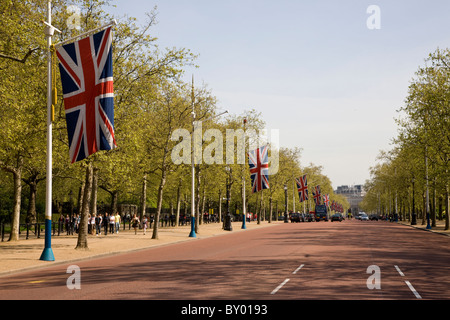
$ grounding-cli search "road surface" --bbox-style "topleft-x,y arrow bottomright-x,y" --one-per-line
0,220 -> 448,301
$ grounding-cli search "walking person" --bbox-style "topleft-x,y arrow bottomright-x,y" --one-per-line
90,214 -> 96,235
103,212 -> 109,236
142,215 -> 148,235
131,214 -> 140,235
65,214 -> 71,235
95,214 -> 102,236
109,213 -> 115,234
115,212 -> 120,233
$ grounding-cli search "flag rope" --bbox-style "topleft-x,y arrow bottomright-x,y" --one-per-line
51,44 -> 57,122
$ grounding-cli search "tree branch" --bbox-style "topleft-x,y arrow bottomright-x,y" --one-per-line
0,47 -> 39,63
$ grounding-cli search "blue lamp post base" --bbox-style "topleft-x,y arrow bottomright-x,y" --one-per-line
189,216 -> 196,238
39,219 -> 55,261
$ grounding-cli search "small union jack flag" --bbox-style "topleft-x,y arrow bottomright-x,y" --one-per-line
313,185 -> 321,205
57,27 -> 116,163
248,145 -> 270,193
323,194 -> 330,207
295,175 -> 308,202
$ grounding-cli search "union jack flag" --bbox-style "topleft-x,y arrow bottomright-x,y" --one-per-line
323,194 -> 330,207
295,175 -> 308,202
248,145 -> 270,193
57,27 -> 116,163
313,185 -> 321,205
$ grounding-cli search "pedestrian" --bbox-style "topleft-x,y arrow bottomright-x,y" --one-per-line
115,212 -> 120,233
75,214 -> 80,233
142,215 -> 148,235
95,214 -> 102,236
65,214 -> 71,235
90,214 -> 96,235
149,214 -> 154,228
131,214 -> 140,235
103,212 -> 109,235
109,213 -> 115,234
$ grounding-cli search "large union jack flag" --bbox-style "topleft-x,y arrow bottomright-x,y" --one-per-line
295,174 -> 308,202
56,27 -> 116,163
248,145 -> 270,193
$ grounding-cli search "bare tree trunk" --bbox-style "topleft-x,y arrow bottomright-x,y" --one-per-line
76,162 -> 93,250
269,196 -> 273,223
446,184 -> 449,231
8,166 -> 22,241
140,174 -> 147,220
78,180 -> 85,215
258,190 -> 263,225
218,189 -> 222,223
90,167 -> 98,217
152,168 -> 167,240
175,179 -> 181,227
110,191 -> 118,215
26,180 -> 37,224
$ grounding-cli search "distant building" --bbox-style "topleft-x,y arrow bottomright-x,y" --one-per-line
335,185 -> 365,215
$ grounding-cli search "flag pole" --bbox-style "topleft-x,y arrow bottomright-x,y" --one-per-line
189,75 -> 196,238
54,19 -> 117,48
241,118 -> 247,229
40,0 -> 55,261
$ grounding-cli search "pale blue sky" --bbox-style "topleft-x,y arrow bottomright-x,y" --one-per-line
106,0 -> 450,188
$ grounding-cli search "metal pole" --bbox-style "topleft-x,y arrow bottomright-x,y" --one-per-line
292,179 -> 296,213
40,0 -> 55,261
189,76 -> 196,237
411,177 -> 417,225
241,118 -> 247,229
425,146 -> 431,229
284,185 -> 288,223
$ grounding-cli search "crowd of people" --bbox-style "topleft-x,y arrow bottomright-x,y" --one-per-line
55,211 -> 232,236
57,212 -> 123,236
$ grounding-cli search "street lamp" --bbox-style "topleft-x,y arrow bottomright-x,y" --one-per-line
224,166 -> 233,231
242,118 -> 247,230
284,184 -> 289,223
411,177 -> 417,225
189,75 -> 227,238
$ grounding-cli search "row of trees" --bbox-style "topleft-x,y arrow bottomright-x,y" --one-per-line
0,0 -> 347,247
361,48 -> 449,230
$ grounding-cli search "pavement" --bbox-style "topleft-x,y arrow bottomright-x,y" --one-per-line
0,220 -> 283,276
396,219 -> 450,236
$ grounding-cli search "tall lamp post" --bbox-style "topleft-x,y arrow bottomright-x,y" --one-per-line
40,0 -> 58,261
224,166 -> 233,231
189,76 -> 228,237
189,79 -> 196,238
241,118 -> 247,230
284,184 -> 289,223
411,177 -> 417,225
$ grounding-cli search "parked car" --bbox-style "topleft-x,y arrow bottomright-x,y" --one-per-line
359,213 -> 369,221
290,212 -> 302,223
315,213 -> 328,222
305,213 -> 315,222
331,213 -> 343,222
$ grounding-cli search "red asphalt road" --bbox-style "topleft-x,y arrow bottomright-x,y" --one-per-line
0,220 -> 449,300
